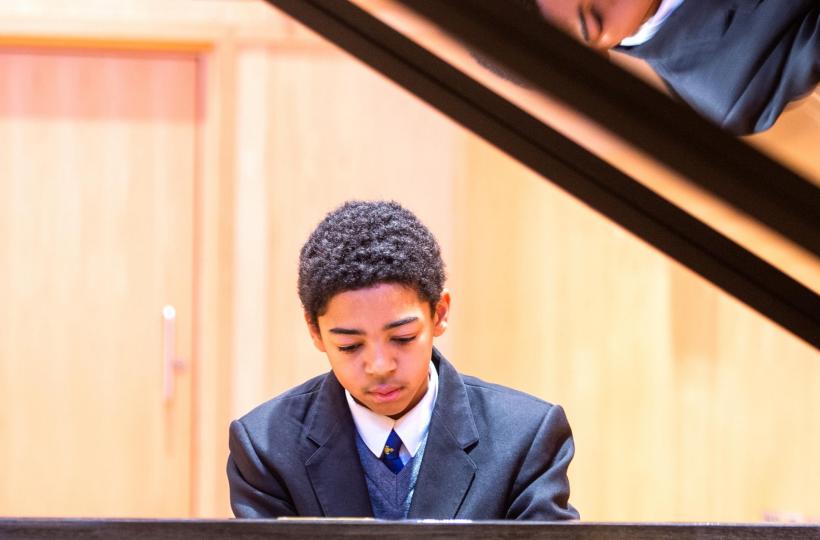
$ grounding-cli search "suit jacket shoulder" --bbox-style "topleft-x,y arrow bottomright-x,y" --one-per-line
459,373 -> 558,435
236,372 -> 326,434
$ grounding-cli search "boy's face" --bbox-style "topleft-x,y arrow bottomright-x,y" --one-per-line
307,283 -> 450,420
535,0 -> 661,50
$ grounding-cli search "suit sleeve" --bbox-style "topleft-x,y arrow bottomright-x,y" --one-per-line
227,419 -> 298,518
506,404 -> 579,520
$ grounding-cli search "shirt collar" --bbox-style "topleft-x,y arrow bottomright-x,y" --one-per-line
619,0 -> 684,47
345,360 -> 439,458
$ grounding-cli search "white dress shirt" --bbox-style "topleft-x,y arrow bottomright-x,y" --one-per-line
620,0 -> 685,47
345,360 -> 439,465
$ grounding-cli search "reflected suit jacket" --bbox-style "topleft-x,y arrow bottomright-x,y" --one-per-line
619,0 -> 819,134
227,349 -> 579,520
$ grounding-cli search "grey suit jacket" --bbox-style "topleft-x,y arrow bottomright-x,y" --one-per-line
619,0 -> 818,134
227,349 -> 579,520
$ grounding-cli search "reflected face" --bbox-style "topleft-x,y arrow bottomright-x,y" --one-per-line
536,0 -> 661,50
307,283 -> 450,419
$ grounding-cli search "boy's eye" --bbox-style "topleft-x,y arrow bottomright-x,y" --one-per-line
392,336 -> 416,345
337,343 -> 361,353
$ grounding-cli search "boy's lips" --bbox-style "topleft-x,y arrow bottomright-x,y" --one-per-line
368,385 -> 403,403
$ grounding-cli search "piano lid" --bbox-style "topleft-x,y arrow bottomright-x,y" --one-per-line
262,0 -> 819,348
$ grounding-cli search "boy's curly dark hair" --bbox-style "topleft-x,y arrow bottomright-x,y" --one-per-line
298,200 -> 446,327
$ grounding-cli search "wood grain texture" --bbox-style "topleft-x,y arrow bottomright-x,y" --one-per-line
191,39 -> 239,519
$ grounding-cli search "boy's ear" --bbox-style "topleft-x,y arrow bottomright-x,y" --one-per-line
304,311 -> 327,352
432,289 -> 451,337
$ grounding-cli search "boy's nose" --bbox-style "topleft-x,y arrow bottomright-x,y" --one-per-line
365,347 -> 396,376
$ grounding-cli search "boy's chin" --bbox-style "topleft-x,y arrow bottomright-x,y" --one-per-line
362,397 -> 411,419
368,401 -> 408,419
352,389 -> 407,416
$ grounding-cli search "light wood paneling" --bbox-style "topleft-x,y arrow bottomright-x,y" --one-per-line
191,39 -> 239,519
0,48 -> 197,517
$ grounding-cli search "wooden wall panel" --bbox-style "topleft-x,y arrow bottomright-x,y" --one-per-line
191,38 -> 239,519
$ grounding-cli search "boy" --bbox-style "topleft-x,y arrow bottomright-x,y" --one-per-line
227,200 -> 578,520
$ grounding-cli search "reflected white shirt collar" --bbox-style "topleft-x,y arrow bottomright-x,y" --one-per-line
345,360 -> 438,459
620,0 -> 685,47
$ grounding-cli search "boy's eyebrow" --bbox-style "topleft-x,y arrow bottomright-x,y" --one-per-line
328,316 -> 419,335
383,316 -> 418,330
328,327 -> 363,335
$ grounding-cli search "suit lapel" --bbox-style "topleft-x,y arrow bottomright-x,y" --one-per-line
304,372 -> 373,518
408,351 -> 479,519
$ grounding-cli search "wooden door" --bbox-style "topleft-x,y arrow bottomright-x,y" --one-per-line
0,48 -> 197,517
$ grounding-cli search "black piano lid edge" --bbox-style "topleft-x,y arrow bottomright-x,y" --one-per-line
262,0 -> 819,349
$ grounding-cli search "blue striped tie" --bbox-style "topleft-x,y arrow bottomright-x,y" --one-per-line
381,430 -> 404,473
